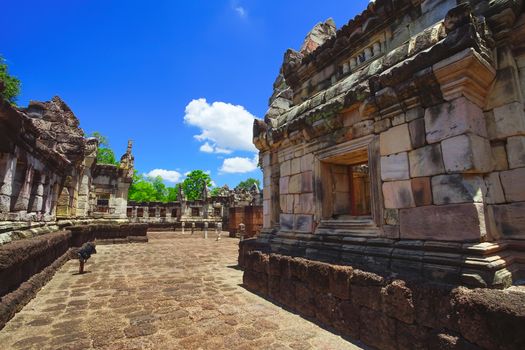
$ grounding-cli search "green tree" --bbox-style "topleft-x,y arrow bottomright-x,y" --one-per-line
166,184 -> 180,202
181,170 -> 212,201
0,56 -> 21,105
151,176 -> 168,201
236,178 -> 261,191
210,187 -> 222,197
128,172 -> 156,202
91,132 -> 118,165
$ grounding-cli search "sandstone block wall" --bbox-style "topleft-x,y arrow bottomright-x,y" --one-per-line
252,1 -> 525,286
242,250 -> 525,350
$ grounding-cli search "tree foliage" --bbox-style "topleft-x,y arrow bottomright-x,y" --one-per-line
0,56 -> 21,105
128,172 -> 168,202
236,178 -> 260,191
181,170 -> 212,201
91,132 -> 118,165
128,170 -> 212,202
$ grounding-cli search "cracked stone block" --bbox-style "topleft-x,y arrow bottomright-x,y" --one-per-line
279,177 -> 289,194
291,157 -> 301,175
383,180 -> 415,209
411,177 -> 432,206
425,97 -> 487,144
400,203 -> 487,241
301,171 -> 313,192
491,142 -> 509,171
489,102 -> 525,140
294,215 -> 313,232
484,172 -> 505,204
280,214 -> 294,231
381,152 -> 410,181
299,193 -> 314,214
431,174 -> 486,205
301,153 -> 314,172
380,124 -> 412,156
384,208 -> 399,225
491,202 -> 525,239
288,174 -> 302,194
506,136 -> 525,169
409,144 -> 445,177
405,107 -> 424,122
500,167 -> 525,202
280,160 -> 291,177
408,118 -> 426,149
441,134 -> 493,173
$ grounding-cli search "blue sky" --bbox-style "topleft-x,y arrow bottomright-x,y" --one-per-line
3,0 -> 370,188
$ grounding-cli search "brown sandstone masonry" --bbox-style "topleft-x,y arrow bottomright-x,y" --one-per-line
242,250 -> 525,350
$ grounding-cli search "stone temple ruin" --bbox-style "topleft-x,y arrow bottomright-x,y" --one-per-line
0,96 -> 135,232
241,0 -> 525,348
127,184 -> 263,238
0,91 -> 263,331
0,94 -> 149,328
1,0 -> 525,349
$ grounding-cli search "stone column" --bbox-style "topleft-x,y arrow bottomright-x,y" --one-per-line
239,223 -> 246,241
204,222 -> 208,239
191,222 -> 195,235
30,173 -> 46,213
114,181 -> 130,218
216,222 -> 222,241
181,221 -> 185,234
76,168 -> 91,217
13,165 -> 34,212
0,153 -> 16,213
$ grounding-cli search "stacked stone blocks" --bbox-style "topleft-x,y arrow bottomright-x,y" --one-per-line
243,250 -> 525,350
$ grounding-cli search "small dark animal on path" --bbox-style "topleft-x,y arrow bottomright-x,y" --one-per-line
77,242 -> 97,274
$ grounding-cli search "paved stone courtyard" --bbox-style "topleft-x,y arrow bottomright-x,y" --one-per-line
0,232 -> 363,350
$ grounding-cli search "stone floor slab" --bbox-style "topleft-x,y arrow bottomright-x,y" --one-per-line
0,232 -> 364,349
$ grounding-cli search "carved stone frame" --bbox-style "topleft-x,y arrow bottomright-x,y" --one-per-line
314,134 -> 383,232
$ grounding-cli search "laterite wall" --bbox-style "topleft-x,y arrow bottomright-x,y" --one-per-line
242,250 -> 525,350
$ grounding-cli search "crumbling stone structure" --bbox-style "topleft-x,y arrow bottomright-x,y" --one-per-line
127,184 -> 263,236
0,95 -> 145,329
251,0 -> 525,289
0,96 -> 135,243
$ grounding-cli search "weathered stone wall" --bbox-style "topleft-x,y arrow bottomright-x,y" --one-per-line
0,96 -> 134,223
242,249 -> 525,350
252,0 -> 525,286
228,206 -> 263,238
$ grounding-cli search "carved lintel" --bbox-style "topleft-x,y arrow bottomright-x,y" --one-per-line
433,47 -> 496,108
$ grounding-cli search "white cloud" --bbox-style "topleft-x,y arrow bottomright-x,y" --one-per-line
200,142 -> 214,153
199,141 -> 233,154
146,169 -> 182,183
214,146 -> 233,154
234,6 -> 247,18
219,156 -> 258,174
184,98 -> 258,153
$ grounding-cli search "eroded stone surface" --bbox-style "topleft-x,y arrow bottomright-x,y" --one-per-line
0,233 -> 362,350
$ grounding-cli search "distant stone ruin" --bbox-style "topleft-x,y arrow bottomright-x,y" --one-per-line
127,184 -> 263,237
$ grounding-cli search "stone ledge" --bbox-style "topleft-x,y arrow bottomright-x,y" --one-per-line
241,250 -> 525,350
249,230 -> 523,288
